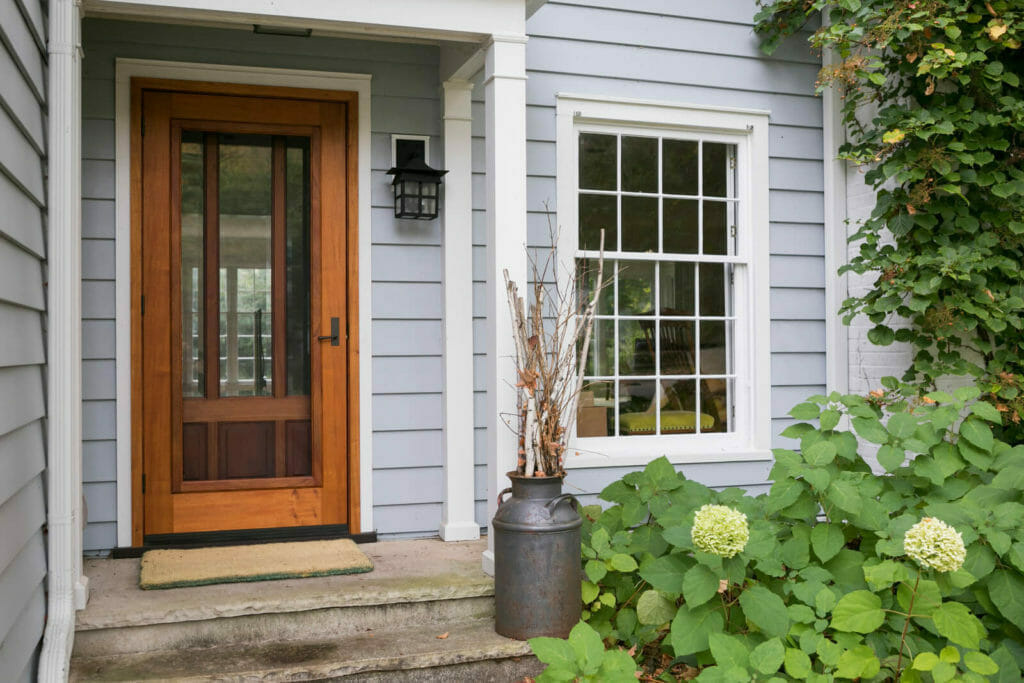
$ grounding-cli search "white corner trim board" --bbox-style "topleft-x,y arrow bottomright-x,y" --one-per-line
113,59 -> 374,546
554,93 -> 774,468
40,0 -> 83,680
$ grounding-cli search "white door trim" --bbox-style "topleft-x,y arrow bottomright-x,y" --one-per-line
113,58 -> 374,545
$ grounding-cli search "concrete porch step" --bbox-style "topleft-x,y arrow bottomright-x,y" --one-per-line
70,539 -> 542,681
70,619 -> 541,681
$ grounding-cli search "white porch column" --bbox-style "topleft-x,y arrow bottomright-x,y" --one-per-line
482,35 -> 528,574
40,0 -> 86,679
440,79 -> 480,542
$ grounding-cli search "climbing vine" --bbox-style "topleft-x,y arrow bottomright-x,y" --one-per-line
755,0 -> 1024,438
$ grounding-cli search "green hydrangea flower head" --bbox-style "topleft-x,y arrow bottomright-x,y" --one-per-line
903,517 -> 966,573
691,504 -> 749,558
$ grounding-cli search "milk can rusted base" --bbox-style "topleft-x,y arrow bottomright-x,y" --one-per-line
493,473 -> 582,640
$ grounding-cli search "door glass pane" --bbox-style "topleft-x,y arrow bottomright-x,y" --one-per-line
181,132 -> 205,397
286,138 -> 312,396
219,134 -> 273,397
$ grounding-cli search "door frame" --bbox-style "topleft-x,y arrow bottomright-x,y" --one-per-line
115,60 -> 373,546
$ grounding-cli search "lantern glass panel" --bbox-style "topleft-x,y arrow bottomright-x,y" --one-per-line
423,183 -> 437,197
422,198 -> 437,216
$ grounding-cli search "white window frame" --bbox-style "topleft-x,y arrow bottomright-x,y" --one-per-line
556,94 -> 772,468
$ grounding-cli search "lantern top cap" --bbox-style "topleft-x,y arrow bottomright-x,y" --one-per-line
386,156 -> 448,184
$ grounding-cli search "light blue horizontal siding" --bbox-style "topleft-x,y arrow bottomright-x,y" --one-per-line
80,18 -> 449,545
78,3 -> 828,544
465,1 -> 826,511
0,3 -> 47,672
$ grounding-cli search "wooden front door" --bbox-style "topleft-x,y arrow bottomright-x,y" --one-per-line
132,80 -> 359,542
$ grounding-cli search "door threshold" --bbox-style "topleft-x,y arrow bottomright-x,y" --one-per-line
111,525 -> 377,558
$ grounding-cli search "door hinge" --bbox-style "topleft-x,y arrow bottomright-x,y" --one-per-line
141,474 -> 146,494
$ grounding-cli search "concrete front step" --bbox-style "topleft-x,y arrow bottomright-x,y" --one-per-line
74,539 -> 495,657
70,619 -> 542,681
71,539 -> 543,681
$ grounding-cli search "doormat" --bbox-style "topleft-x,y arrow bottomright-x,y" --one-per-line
139,539 -> 374,589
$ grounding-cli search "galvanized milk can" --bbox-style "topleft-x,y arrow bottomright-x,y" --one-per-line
493,472 -> 582,639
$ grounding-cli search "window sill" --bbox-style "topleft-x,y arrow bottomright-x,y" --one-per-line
563,435 -> 772,469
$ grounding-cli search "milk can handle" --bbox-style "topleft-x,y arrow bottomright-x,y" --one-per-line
497,487 -> 513,507
545,493 -> 579,514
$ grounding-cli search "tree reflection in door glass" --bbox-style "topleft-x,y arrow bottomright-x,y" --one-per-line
218,135 -> 273,397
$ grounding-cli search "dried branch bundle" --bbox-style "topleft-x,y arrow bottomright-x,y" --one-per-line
504,230 -> 606,477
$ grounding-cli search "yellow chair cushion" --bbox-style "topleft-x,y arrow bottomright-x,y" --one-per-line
619,410 -> 715,435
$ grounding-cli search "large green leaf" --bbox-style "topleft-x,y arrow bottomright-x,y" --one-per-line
784,647 -> 812,679
827,479 -> 863,515
682,564 -> 721,607
670,602 -> 724,656
638,554 -> 687,593
529,636 -> 577,670
750,637 -> 785,676
830,591 -> 885,633
804,440 -> 837,466
637,590 -> 678,626
810,523 -> 845,562
960,417 -> 994,453
988,569 -> 1024,631
964,651 -> 999,676
852,417 -> 889,444
790,402 -> 821,420
738,585 -> 790,638
609,553 -> 638,573
584,559 -> 607,583
877,444 -> 906,472
887,412 -> 918,439
567,621 -> 605,676
708,632 -> 750,671
835,645 -> 881,680
932,601 -> 986,649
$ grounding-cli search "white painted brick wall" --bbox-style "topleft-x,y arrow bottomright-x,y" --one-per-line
845,163 -> 913,395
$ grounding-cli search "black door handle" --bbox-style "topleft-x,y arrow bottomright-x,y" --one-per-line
317,317 -> 340,346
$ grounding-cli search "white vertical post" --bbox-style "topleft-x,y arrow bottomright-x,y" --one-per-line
40,0 -> 85,679
482,35 -> 528,574
439,79 -> 480,542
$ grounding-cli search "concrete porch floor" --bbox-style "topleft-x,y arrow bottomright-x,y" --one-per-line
78,538 -> 495,630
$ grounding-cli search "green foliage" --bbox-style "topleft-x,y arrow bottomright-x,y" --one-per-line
529,621 -> 639,682
754,0 -> 1024,438
529,389 -> 1024,681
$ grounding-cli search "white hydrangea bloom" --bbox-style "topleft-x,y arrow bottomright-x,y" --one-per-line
691,504 -> 749,558
903,517 -> 966,573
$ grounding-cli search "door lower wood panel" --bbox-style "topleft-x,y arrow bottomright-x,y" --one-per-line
132,79 -> 360,542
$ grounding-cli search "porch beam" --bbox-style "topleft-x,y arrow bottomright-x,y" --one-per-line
482,34 -> 528,575
82,0 -> 527,44
439,78 -> 480,542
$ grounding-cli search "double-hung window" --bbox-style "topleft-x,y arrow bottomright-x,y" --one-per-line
556,95 -> 772,466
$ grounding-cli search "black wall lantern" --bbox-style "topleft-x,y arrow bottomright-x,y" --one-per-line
386,155 -> 447,220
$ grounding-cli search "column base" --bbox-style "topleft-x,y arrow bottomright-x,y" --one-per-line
481,548 -> 495,576
439,520 -> 481,542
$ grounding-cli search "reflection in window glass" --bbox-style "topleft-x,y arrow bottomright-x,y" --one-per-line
285,138 -> 311,396
181,132 -> 205,398
577,133 -> 738,437
218,135 -> 273,397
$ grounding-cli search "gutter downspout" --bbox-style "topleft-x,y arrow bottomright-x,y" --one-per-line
39,0 -> 86,679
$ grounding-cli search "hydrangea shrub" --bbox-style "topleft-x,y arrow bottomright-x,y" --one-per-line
529,388 -> 1024,681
